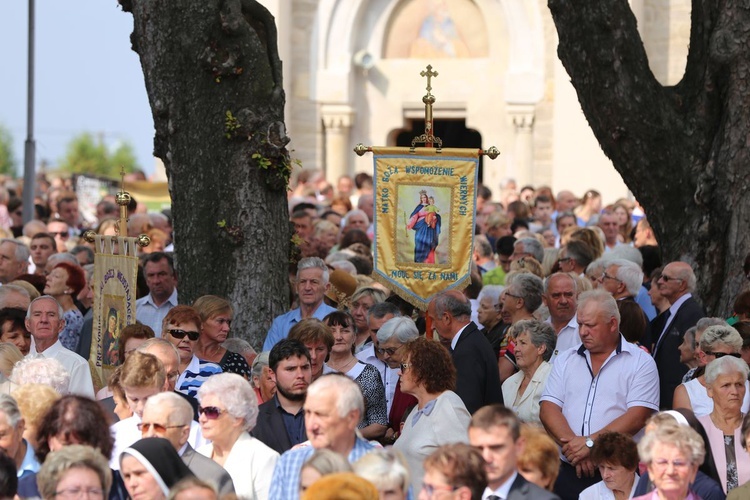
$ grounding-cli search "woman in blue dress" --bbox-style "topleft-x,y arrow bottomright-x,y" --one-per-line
407,190 -> 441,263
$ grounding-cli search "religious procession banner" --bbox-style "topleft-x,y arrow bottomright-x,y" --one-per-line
90,236 -> 139,390
372,147 -> 477,309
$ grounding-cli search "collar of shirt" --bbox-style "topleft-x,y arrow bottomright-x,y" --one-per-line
450,322 -> 471,351
411,398 -> 437,427
18,439 -> 40,478
30,338 -> 63,356
483,471 -> 517,500
576,335 -> 628,373
143,288 -> 179,308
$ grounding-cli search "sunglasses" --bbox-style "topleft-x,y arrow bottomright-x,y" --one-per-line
198,406 -> 226,419
48,231 -> 69,239
167,329 -> 200,341
137,422 -> 184,433
704,351 -> 741,359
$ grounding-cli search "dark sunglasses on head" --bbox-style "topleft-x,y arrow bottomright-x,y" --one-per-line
198,406 -> 226,419
705,351 -> 742,359
167,329 -> 200,341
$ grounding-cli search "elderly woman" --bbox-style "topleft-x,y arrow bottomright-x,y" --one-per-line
498,273 -> 544,381
0,308 -> 30,356
12,383 -> 59,449
323,311 -> 388,440
673,324 -> 750,416
421,443 -> 487,500
0,342 -> 23,378
120,437 -> 194,500
476,285 -> 506,358
197,372 -> 279,499
44,262 -> 86,351
729,413 -> 750,499
288,318 -> 334,381
633,425 -> 705,500
517,425 -> 560,491
299,449 -> 353,494
163,305 -> 222,399
697,356 -> 750,493
501,320 -> 555,424
192,295 -> 251,379
579,432 -> 639,499
250,352 -> 276,404
376,317 -> 419,443
353,448 -> 410,500
350,286 -> 386,351
37,445 -> 112,500
393,337 -> 471,494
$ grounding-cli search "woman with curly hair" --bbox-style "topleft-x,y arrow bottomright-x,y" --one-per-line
579,432 -> 640,499
393,337 -> 471,494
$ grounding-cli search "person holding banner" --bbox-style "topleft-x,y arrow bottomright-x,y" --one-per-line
407,190 -> 441,264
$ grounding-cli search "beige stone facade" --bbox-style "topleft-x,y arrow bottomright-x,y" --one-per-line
261,0 -> 689,204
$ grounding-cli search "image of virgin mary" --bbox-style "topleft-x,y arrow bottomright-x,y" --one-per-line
407,190 -> 442,263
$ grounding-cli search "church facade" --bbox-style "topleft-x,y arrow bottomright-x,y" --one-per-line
263,0 -> 690,202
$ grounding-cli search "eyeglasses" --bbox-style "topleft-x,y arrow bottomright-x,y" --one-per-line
659,275 -> 683,283
704,351 -> 741,359
651,458 -> 691,470
600,273 -> 621,282
54,487 -> 104,499
376,345 -> 403,356
420,482 -> 458,497
137,422 -> 185,433
558,257 -> 572,263
198,406 -> 226,419
400,363 -> 411,372
48,231 -> 70,239
167,328 -> 200,341
505,292 -> 522,300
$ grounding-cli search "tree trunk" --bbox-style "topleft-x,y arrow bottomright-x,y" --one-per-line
120,0 -> 291,347
548,0 -> 750,316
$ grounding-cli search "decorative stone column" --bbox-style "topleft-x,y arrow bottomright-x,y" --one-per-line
507,104 -> 536,187
321,104 -> 355,183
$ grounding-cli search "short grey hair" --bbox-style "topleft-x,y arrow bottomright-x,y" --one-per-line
671,263 -> 697,293
431,292 -> 472,319
578,290 -> 620,327
609,259 -> 644,297
474,235 -> 493,259
353,448 -> 410,494
27,295 -> 64,319
0,285 -> 30,304
515,237 -> 544,263
138,338 -> 180,366
544,272 -> 577,295
47,252 -> 79,268
696,317 -> 727,335
700,325 -> 742,353
296,257 -> 329,284
609,245 -> 644,267
222,338 -> 257,355
11,356 -> 70,394
477,285 -> 504,305
0,394 -> 21,427
638,424 -> 705,465
144,392 -> 193,427
705,355 -> 750,386
251,351 -> 270,382
343,209 -> 370,228
508,273 -> 544,313
510,320 -> 557,362
0,239 -> 29,263
307,373 -> 364,421
376,317 -> 419,344
367,302 -> 401,321
197,373 -> 259,431
38,445 -> 112,500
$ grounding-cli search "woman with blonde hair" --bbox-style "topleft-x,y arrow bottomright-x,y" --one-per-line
0,343 -> 23,378
12,383 -> 60,448
193,295 -> 251,378
517,425 -> 560,491
299,448 -> 353,494
353,448 -> 410,500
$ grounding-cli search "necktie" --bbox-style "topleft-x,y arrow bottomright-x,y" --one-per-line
487,495 -> 501,500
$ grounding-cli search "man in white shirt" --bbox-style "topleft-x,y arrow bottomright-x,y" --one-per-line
136,252 -> 178,336
469,405 -> 560,500
25,296 -> 94,398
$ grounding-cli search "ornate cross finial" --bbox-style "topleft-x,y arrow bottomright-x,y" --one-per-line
420,65 -> 438,95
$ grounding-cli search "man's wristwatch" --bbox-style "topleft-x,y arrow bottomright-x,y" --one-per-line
585,436 -> 594,448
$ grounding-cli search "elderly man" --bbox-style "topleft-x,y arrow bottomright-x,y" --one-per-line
263,257 -> 337,351
558,240 -> 594,277
355,302 -> 400,413
376,316 -> 419,444
473,235 -> 497,275
0,285 -> 31,311
25,296 -> 94,398
269,374 -> 377,499
0,394 -> 38,479
0,239 -> 29,285
511,237 -> 544,263
543,273 -> 580,360
600,259 -> 643,301
598,211 -> 621,252
469,405 -> 560,500
540,290 -> 659,499
652,261 -> 705,409
252,339 -> 312,454
141,392 -> 235,497
135,252 -> 178,336
428,291 -> 502,414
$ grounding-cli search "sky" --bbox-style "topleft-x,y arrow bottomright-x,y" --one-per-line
0,0 -> 156,176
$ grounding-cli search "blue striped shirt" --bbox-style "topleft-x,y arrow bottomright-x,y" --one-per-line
176,355 -> 222,398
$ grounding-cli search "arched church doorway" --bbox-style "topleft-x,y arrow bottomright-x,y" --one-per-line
394,119 -> 484,181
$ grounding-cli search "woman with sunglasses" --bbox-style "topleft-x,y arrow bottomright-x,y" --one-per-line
192,295 -> 251,379
197,373 -> 279,500
673,325 -> 750,416
697,356 -> 750,493
162,305 -> 222,399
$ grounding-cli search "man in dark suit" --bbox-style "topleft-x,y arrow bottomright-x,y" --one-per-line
427,291 -> 502,414
142,392 -> 235,496
652,261 -> 705,409
470,405 -> 560,499
252,339 -> 312,454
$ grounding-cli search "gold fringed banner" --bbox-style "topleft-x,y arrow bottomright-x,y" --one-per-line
372,147 -> 478,309
90,236 -> 139,390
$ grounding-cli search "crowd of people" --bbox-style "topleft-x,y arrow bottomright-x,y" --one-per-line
0,170 -> 744,499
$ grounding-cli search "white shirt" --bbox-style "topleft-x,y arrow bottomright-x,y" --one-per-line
28,339 -> 94,398
540,336 -> 660,461
482,471 -> 517,500
135,288 -> 178,336
356,344 -> 399,414
579,474 -> 639,499
450,323 -> 472,351
546,315 -> 581,364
